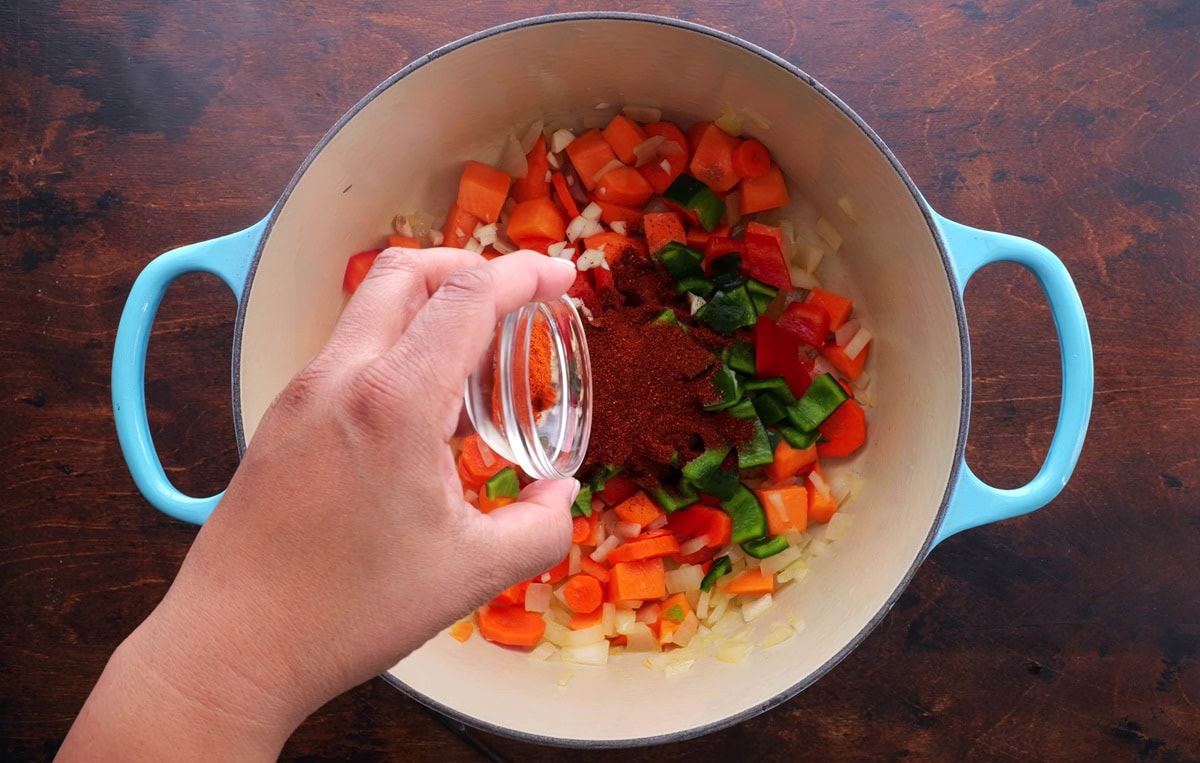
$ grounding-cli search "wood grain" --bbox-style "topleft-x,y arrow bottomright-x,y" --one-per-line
2,1 -> 1198,760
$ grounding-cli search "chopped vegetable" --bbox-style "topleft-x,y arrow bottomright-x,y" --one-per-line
478,605 -> 546,648
739,164 -> 790,214
457,161 -> 511,223
565,129 -> 619,191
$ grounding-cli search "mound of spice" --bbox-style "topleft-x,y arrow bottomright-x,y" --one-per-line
582,257 -> 753,485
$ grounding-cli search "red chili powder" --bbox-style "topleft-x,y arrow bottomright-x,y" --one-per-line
583,258 -> 752,483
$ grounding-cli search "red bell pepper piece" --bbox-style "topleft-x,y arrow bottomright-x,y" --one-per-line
599,474 -> 638,506
702,235 -> 745,273
742,231 -> 792,290
777,301 -> 831,348
666,505 -> 733,547
342,249 -> 383,294
755,317 -> 816,397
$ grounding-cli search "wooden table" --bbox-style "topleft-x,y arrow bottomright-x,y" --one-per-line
3,1 -> 1198,760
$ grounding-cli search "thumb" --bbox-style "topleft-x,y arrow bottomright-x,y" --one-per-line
482,478 -> 578,586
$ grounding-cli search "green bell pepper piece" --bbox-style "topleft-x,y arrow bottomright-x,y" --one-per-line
695,286 -> 757,334
657,241 -> 705,280
719,484 -> 769,544
664,175 -> 726,232
725,341 -> 757,376
777,424 -> 821,449
746,278 -> 780,315
786,373 -> 850,432
737,419 -> 775,469
700,555 -> 733,592
741,534 -> 790,559
751,393 -> 789,427
676,277 -> 715,298
484,467 -> 520,500
571,483 -> 593,518
702,364 -> 743,411
650,480 -> 699,513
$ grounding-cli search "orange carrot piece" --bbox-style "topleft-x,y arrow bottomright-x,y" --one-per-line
582,232 -> 648,264
642,211 -> 686,256
387,235 -> 422,249
613,491 -> 665,528
655,593 -> 694,645
806,288 -> 854,331
599,474 -> 639,506
442,203 -> 481,249
731,138 -> 772,179
819,341 -> 870,381
739,163 -> 790,214
567,606 -> 604,631
722,568 -> 776,595
579,556 -> 611,583
448,621 -> 474,643
342,249 -> 382,295
608,557 -> 667,602
639,122 -> 690,194
562,574 -> 604,614
491,580 -> 529,607
478,492 -> 515,513
601,114 -> 648,165
594,166 -> 654,207
507,196 -> 567,246
609,635 -> 628,647
457,160 -> 511,223
591,198 -> 643,230
817,399 -> 867,458
756,485 -> 809,536
540,555 -> 571,586
513,135 -> 551,203
550,171 -> 580,219
764,440 -> 818,483
689,123 -> 741,193
572,517 -> 591,544
456,433 -> 514,493
565,129 -> 618,191
808,466 -> 839,524
686,120 -> 711,151
605,533 -> 680,565
477,605 -> 546,648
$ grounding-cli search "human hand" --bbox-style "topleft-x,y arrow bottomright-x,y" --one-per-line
59,248 -> 580,761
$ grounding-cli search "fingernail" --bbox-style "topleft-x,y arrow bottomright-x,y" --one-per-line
548,256 -> 577,270
569,478 -> 581,504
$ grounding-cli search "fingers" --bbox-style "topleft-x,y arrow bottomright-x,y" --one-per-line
480,479 -> 578,585
328,247 -> 486,358
381,251 -> 577,416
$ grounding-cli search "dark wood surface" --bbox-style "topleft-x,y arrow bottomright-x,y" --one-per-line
3,1 -> 1198,760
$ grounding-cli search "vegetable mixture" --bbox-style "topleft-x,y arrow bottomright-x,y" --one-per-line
342,104 -> 873,671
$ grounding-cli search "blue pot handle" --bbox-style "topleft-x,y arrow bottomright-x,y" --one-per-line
112,218 -> 268,525
932,215 -> 1094,546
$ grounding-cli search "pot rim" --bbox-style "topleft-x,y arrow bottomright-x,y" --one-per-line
229,11 -> 971,748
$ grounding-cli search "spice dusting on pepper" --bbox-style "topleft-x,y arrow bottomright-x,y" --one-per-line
529,314 -> 557,413
583,257 -> 753,484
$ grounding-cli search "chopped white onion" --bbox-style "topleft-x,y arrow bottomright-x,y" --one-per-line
581,218 -> 605,239
547,241 -> 567,258
743,106 -> 771,129
802,242 -> 825,274
706,594 -> 729,626
623,104 -> 663,123
595,101 -> 610,110
812,354 -> 837,378
717,640 -> 752,664
576,249 -> 609,272
659,140 -> 684,157
568,544 -> 582,576
601,602 -> 616,637
615,608 -> 637,635
778,219 -> 796,261
688,293 -> 707,315
610,221 -> 628,236
591,158 -> 626,184
463,237 -> 484,254
525,583 -> 553,613
528,641 -> 557,661
497,133 -> 529,179
825,512 -> 854,542
814,216 -> 843,251
625,623 -> 660,652
429,229 -> 444,247
714,103 -> 744,136
564,622 -> 606,647
844,327 -> 873,360
549,128 -> 576,153
785,531 -> 813,551
724,545 -> 746,566
837,195 -> 861,223
665,563 -> 705,594
562,640 -> 610,666
492,237 -> 516,255
646,513 -> 669,531
808,469 -> 832,500
565,215 -> 588,242
808,539 -> 834,557
741,593 -> 774,622
519,119 -> 544,154
473,223 -> 498,247
835,320 -> 862,347
759,544 -> 805,576
789,264 -> 822,290
632,135 -> 666,167
559,247 -> 576,261
476,437 -> 497,468
558,670 -> 573,687
590,534 -> 623,563
546,151 -> 561,170
394,215 -> 414,237
665,658 -> 696,676
615,521 -> 642,540
696,589 -> 712,620
776,558 -> 809,584
671,612 -> 701,647
636,603 -> 661,624
581,201 -> 603,222
678,536 -> 710,557
762,625 -> 794,649
659,158 -> 672,173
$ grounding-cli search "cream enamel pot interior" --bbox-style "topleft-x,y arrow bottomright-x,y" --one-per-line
112,13 -> 1093,748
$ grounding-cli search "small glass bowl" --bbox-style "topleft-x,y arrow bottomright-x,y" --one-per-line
465,295 -> 592,480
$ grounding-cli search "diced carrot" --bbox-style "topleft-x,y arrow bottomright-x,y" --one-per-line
477,605 -> 546,648
613,491 -> 665,528
655,593 -> 694,645
594,166 -> 654,207
551,172 -> 580,219
609,635 -> 628,647
590,198 -> 643,230
606,533 -> 681,564
456,433 -> 514,492
513,135 -> 551,203
562,574 -> 604,614
817,399 -> 866,458
387,235 -> 422,249
666,504 -> 732,547
602,114 -> 648,165
731,138 -> 772,179
572,517 -> 591,544
808,465 -> 839,523
565,129 -> 618,191
764,440 -> 818,483
457,161 -> 511,223
540,555 -> 571,586
583,232 -> 648,264
608,557 -> 667,602
599,474 -> 638,506
442,203 -> 480,249
491,580 -> 529,607
819,341 -> 870,380
448,621 -> 474,643
686,120 -> 712,150
745,221 -> 784,250
638,122 -> 690,194
675,544 -> 717,566
689,123 -> 741,193
722,568 -> 776,595
579,556 -> 611,583
739,164 -> 790,214
508,196 -> 567,246
478,492 -> 515,513
342,249 -> 382,294
567,606 -> 604,630
806,288 -> 854,331
517,237 -> 556,256
756,485 -> 809,535
642,211 -> 686,256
